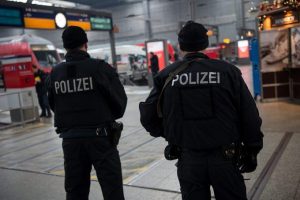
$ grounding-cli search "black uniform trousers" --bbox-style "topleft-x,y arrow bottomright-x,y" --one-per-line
37,93 -> 51,116
177,149 -> 247,200
62,136 -> 124,200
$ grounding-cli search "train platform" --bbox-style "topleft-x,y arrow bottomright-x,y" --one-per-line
0,85 -> 300,200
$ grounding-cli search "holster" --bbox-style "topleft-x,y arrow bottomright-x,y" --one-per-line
109,121 -> 123,146
222,142 -> 243,164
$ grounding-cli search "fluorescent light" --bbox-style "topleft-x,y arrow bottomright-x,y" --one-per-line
32,0 -> 53,6
6,0 -> 28,3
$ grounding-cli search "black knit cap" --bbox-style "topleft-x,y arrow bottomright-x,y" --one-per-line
178,21 -> 209,52
62,26 -> 88,49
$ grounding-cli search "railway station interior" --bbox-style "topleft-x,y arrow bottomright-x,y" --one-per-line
0,0 -> 300,199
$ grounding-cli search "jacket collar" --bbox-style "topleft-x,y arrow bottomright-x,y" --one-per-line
65,50 -> 90,62
183,52 -> 209,60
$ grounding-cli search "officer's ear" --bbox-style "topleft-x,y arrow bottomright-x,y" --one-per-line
84,43 -> 88,51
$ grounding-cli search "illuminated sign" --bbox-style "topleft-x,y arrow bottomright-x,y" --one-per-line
90,16 -> 112,31
146,40 -> 167,71
271,11 -> 299,27
223,38 -> 231,44
238,40 -> 250,59
24,8 -> 56,29
0,7 -> 23,27
66,12 -> 91,30
0,2 -> 113,32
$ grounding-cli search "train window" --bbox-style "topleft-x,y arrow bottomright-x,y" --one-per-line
33,50 -> 59,67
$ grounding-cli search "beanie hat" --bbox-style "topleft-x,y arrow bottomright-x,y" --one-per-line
178,21 -> 209,52
62,26 -> 88,49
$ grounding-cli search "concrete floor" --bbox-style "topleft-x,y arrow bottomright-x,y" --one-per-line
0,86 -> 300,200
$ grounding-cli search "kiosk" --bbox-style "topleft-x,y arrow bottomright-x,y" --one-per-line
257,1 -> 300,100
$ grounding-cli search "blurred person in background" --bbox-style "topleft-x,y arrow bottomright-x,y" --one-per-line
150,52 -> 159,77
33,64 -> 51,118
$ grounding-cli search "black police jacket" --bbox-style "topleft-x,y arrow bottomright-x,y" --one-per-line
47,50 -> 127,131
140,52 -> 263,151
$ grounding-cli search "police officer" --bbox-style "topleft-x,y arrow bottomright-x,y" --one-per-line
47,26 -> 127,200
139,21 -> 263,200
150,52 -> 159,76
32,65 -> 52,118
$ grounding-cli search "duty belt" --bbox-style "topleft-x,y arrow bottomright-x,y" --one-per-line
58,126 -> 110,137
96,127 -> 109,136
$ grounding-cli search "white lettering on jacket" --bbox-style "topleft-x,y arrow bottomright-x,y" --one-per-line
54,77 -> 94,94
171,72 -> 221,86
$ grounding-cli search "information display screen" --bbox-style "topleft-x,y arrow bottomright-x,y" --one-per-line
0,6 -> 23,27
146,40 -> 167,71
90,16 -> 112,31
237,40 -> 250,59
66,12 -> 91,31
0,3 -> 113,32
24,8 -> 56,29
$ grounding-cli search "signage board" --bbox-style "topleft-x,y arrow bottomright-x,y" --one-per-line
271,11 -> 299,27
66,12 -> 91,31
24,7 -> 56,29
0,2 -> 113,32
238,40 -> 250,59
90,16 -> 112,31
0,6 -> 23,27
146,40 -> 168,71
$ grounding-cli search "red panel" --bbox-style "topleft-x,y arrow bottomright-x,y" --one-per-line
2,56 -> 35,89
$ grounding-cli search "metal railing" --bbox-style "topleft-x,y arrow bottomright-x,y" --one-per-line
0,90 -> 37,130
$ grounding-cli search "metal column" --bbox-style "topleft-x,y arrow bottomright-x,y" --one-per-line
109,30 -> 117,71
235,0 -> 246,34
143,0 -> 153,40
188,0 -> 196,21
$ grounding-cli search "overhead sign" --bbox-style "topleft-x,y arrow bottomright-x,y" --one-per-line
90,16 -> 112,31
0,2 -> 113,31
0,6 -> 23,27
66,12 -> 91,31
24,7 -> 56,29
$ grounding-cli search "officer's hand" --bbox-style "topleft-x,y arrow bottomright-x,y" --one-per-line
164,144 -> 181,160
238,153 -> 257,173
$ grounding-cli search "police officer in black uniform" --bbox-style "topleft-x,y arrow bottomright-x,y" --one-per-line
33,65 -> 52,118
139,21 -> 263,200
47,26 -> 127,200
